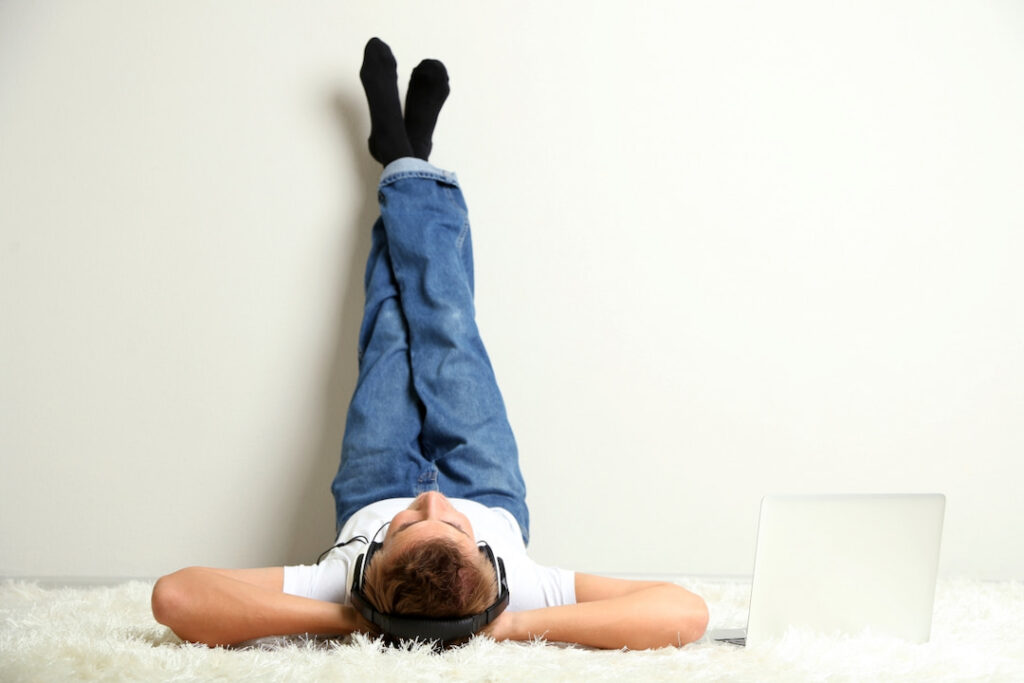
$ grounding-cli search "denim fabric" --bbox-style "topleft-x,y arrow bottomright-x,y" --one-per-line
331,158 -> 529,544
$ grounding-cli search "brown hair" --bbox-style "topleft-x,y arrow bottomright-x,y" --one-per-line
358,537 -> 497,636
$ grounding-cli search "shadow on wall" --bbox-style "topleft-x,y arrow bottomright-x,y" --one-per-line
275,91 -> 380,565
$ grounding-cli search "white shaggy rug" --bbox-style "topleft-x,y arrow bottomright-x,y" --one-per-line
1,577 -> 1022,682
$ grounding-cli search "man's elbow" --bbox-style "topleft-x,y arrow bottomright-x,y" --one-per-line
685,594 -> 710,644
637,588 -> 709,648
672,593 -> 709,646
151,568 -> 198,636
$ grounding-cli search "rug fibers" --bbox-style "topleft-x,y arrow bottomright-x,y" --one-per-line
1,577 -> 1022,682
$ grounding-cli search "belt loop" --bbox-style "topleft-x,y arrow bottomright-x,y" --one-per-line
415,466 -> 439,494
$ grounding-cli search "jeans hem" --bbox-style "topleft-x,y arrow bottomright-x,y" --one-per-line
380,157 -> 459,188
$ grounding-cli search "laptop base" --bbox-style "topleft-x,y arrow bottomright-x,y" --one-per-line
709,628 -> 747,646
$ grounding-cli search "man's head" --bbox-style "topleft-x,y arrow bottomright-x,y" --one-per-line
382,491 -> 480,559
356,492 -> 500,639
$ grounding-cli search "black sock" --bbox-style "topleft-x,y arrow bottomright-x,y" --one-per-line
359,38 -> 413,166
404,59 -> 450,161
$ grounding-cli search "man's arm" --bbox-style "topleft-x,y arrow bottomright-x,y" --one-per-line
484,573 -> 708,649
151,566 -> 360,646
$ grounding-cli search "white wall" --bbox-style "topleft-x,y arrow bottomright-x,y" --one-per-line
2,1 -> 1022,580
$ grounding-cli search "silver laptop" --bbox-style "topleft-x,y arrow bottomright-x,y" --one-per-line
711,494 -> 945,647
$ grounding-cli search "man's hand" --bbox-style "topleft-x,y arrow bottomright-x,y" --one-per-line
480,609 -> 522,642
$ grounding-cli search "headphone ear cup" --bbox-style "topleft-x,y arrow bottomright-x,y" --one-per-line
352,552 -> 365,588
353,541 -> 383,592
366,540 -> 382,565
480,543 -> 505,591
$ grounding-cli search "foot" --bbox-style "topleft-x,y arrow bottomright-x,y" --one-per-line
360,38 -> 413,166
404,59 -> 450,161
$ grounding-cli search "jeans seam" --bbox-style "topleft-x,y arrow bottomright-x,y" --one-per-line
444,187 -> 470,250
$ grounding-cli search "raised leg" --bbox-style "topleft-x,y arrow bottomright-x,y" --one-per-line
330,218 -> 435,531
377,158 -> 530,542
346,37 -> 528,541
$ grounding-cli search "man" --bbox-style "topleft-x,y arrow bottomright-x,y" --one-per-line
151,38 -> 708,650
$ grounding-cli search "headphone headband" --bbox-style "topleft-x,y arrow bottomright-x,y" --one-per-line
349,540 -> 509,645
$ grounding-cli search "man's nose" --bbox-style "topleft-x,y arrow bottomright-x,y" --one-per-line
420,491 -> 447,517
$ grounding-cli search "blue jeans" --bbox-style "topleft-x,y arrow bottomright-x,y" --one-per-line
331,158 -> 529,544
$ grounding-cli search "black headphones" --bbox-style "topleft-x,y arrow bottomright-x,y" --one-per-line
348,540 -> 510,645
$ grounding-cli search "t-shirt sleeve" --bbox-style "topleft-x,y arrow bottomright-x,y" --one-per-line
282,561 -> 351,604
537,565 -> 576,608
507,559 -> 576,612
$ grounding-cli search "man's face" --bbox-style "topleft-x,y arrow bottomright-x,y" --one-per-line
380,491 -> 479,559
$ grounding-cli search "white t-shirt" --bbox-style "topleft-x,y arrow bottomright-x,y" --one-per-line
283,498 -> 576,612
